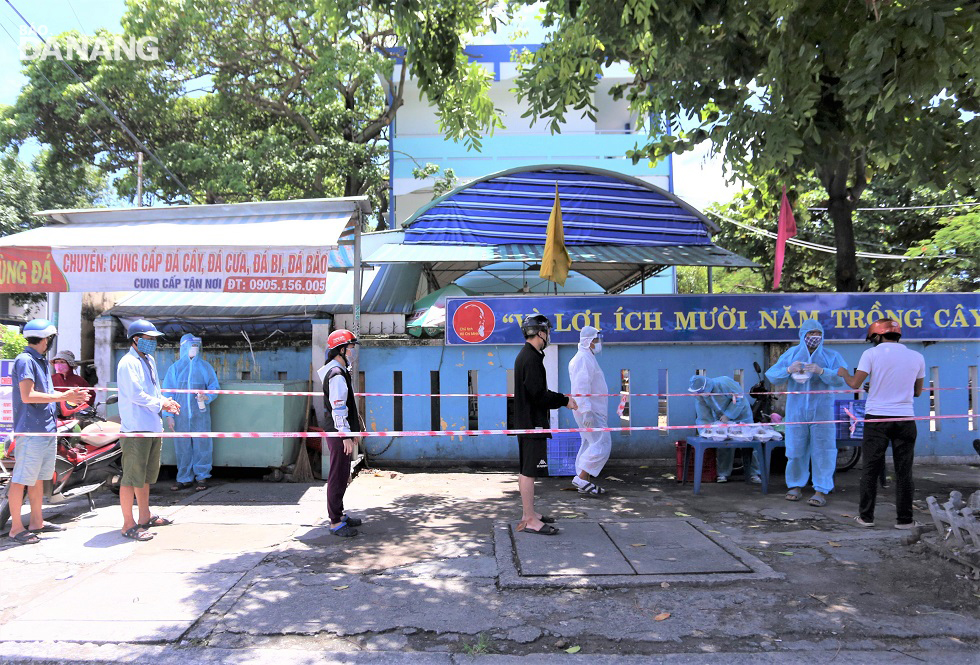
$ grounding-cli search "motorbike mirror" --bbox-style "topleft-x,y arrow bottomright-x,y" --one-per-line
106,395 -> 118,405
753,361 -> 762,373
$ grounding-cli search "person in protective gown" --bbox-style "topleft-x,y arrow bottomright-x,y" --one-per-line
163,334 -> 220,492
766,320 -> 847,506
568,326 -> 611,495
688,374 -> 761,484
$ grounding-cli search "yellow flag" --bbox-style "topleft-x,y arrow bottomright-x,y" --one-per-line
539,184 -> 571,286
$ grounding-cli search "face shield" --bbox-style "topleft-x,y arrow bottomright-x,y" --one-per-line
688,375 -> 708,394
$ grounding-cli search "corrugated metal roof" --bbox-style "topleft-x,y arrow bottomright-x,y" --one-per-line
365,242 -> 755,292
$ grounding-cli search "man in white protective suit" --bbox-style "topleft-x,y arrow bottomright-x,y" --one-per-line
567,326 -> 611,496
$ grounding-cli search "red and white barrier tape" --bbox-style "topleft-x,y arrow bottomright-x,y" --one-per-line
87,386 -> 970,398
18,413 -> 973,439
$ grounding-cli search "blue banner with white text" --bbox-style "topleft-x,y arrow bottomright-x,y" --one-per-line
445,293 -> 980,345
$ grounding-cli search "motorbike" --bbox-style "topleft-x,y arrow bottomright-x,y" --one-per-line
0,397 -> 122,533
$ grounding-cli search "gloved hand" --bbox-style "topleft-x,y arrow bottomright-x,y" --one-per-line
719,415 -> 729,423
788,361 -> 804,373
581,412 -> 595,428
803,363 -> 823,375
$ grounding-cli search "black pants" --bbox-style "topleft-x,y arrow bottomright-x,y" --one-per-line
326,436 -> 352,524
859,415 -> 917,524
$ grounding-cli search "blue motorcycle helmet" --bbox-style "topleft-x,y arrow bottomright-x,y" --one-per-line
126,319 -> 164,339
23,318 -> 58,341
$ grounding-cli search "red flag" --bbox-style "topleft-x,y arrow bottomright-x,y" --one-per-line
773,186 -> 797,289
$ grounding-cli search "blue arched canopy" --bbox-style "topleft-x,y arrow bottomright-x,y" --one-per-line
403,165 -> 717,246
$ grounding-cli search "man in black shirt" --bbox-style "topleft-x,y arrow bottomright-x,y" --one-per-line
513,314 -> 577,535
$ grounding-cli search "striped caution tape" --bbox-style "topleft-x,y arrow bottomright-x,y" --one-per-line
19,413 -> 973,439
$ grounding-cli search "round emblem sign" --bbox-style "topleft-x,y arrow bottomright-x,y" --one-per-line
452,300 -> 495,343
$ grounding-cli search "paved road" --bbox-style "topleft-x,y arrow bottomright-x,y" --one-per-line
1,460 -> 978,662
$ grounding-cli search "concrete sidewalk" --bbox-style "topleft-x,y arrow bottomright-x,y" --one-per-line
1,459 -> 978,661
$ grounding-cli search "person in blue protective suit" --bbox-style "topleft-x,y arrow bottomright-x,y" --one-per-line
688,374 -> 762,484
766,319 -> 847,507
163,334 -> 220,492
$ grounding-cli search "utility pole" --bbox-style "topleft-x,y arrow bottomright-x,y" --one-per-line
136,152 -> 143,207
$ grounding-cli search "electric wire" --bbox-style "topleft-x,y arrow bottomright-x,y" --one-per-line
706,209 -> 951,261
4,0 -> 200,203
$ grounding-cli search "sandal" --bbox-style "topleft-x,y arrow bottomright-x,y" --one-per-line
122,526 -> 154,541
331,523 -> 358,538
577,482 -> 606,496
807,493 -> 827,507
342,515 -> 363,527
30,521 -> 66,533
170,482 -> 193,491
539,515 -> 557,524
194,481 -> 208,492
523,523 -> 560,536
10,530 -> 40,545
138,515 -> 173,529
785,488 -> 803,502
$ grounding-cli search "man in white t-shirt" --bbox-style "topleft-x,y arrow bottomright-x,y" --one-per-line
838,319 -> 925,530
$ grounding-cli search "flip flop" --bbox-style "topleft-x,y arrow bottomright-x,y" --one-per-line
170,482 -> 193,491
807,494 -> 827,507
30,521 -> 66,533
523,523 -> 560,536
138,515 -> 173,529
785,488 -> 803,502
11,530 -> 40,545
122,526 -> 154,541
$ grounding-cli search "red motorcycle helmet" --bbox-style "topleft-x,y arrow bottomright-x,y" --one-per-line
327,329 -> 358,350
866,318 -> 901,342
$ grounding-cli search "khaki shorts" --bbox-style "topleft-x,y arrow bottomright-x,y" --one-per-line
120,435 -> 162,487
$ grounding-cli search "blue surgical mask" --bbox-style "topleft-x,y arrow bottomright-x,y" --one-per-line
136,337 -> 157,355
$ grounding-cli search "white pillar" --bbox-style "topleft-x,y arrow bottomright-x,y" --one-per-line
311,318 -> 332,430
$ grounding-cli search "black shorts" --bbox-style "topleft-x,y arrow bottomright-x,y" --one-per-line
518,436 -> 549,477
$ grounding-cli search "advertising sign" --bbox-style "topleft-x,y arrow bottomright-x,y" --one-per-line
446,293 -> 980,345
0,359 -> 13,455
0,246 -> 345,294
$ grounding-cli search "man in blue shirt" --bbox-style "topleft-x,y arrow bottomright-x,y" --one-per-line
7,319 -> 90,545
116,319 -> 181,542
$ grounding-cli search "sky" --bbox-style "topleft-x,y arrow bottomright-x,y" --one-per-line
0,0 -> 736,211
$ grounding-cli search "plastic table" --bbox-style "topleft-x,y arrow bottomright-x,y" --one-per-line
678,437 -> 768,495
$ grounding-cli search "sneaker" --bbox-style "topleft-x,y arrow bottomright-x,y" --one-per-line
716,475 -> 728,483
748,474 -> 762,485
854,516 -> 875,528
894,521 -> 923,530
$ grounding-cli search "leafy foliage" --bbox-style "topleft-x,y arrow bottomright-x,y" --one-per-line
905,210 -> 980,291
0,150 -> 109,306
0,325 -> 27,360
706,176 -> 976,293
515,0 -> 980,291
2,1 -> 505,227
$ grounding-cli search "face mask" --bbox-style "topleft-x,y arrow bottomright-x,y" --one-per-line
54,362 -> 69,374
593,341 -> 602,354
343,346 -> 358,366
538,331 -> 550,349
804,334 -> 822,351
188,346 -> 199,358
136,337 -> 157,355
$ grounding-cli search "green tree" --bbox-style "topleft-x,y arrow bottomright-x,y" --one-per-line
706,176 -> 975,293
0,150 -> 109,306
0,325 -> 27,360
515,0 -> 980,291
3,1 -> 505,227
905,210 -> 980,291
